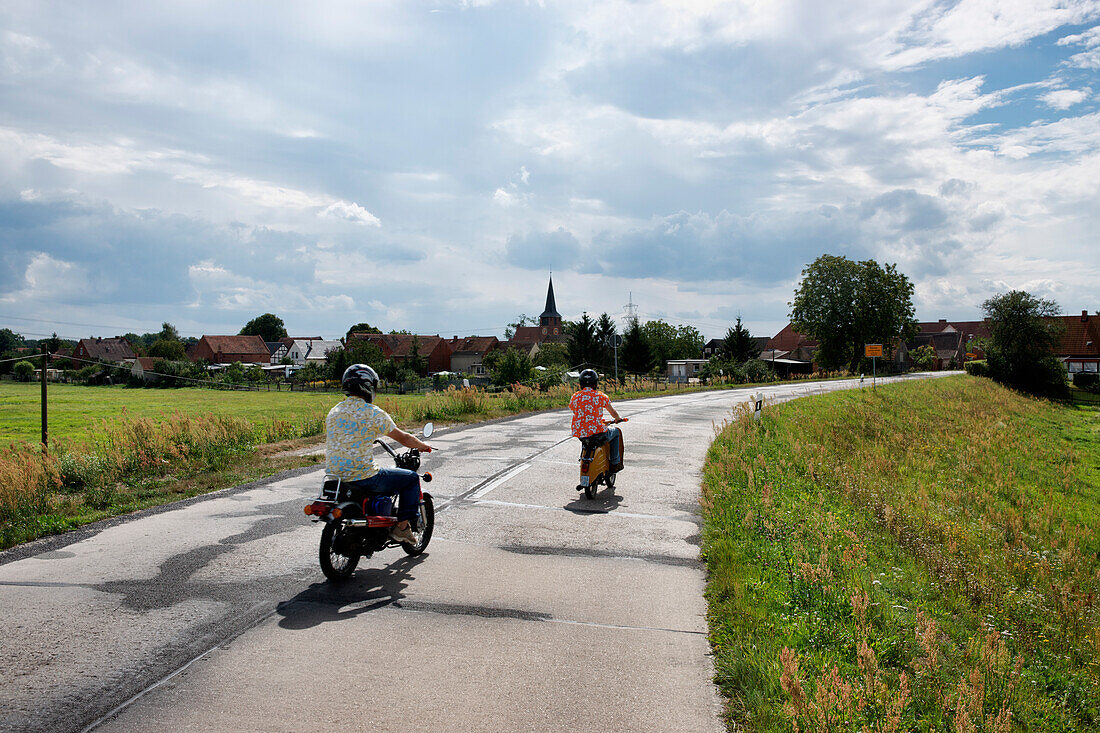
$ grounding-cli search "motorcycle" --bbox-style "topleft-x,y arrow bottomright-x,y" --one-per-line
304,423 -> 436,581
576,418 -> 627,500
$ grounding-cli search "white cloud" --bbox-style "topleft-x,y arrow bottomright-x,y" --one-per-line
319,201 -> 381,226
1040,87 -> 1091,109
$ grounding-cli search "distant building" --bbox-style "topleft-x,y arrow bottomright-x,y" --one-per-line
349,333 -> 452,375
73,337 -> 136,365
447,336 -> 500,376
508,275 -> 569,347
285,339 -> 342,365
667,359 -> 708,383
191,335 -> 271,365
1058,310 -> 1099,375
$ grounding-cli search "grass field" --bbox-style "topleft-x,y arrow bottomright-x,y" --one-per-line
702,375 -> 1099,731
0,382 -> 342,444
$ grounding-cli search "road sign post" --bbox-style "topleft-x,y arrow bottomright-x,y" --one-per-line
865,344 -> 883,388
606,334 -> 623,382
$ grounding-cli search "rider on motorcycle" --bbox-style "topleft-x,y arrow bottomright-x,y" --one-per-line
569,368 -> 624,472
326,364 -> 434,545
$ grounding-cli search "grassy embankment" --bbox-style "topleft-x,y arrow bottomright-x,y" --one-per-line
702,375 -> 1099,731
0,378 -> 732,548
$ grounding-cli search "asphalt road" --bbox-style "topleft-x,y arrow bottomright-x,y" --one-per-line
0,373 -> 951,732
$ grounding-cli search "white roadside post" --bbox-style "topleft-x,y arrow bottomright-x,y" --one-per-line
753,393 -> 763,422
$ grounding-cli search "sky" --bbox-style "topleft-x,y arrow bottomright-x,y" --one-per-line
1,0 -> 1098,343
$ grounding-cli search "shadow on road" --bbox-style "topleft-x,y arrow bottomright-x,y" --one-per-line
275,553 -> 429,630
563,489 -> 624,515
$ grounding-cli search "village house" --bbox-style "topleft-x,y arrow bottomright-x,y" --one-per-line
446,336 -> 500,376
284,339 -> 342,365
190,335 -> 271,365
348,333 -> 452,375
72,337 -> 137,365
1058,310 -> 1100,375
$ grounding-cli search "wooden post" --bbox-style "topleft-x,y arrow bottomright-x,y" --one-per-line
40,345 -> 48,450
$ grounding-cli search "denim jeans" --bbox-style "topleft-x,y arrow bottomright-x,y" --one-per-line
344,468 -> 421,522
586,426 -> 621,466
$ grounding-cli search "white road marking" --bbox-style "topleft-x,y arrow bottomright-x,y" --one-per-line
470,463 -> 533,499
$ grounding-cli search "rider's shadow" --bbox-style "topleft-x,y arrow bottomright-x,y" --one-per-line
564,489 -> 624,515
275,553 -> 428,630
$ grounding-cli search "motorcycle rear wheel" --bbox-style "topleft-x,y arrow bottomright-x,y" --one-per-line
584,480 -> 598,500
402,493 -> 434,556
320,520 -> 360,581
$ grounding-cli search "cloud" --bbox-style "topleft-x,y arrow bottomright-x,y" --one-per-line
505,227 -> 582,270
1040,88 -> 1091,109
319,201 -> 381,226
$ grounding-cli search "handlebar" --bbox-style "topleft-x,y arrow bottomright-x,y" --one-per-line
603,417 -> 627,425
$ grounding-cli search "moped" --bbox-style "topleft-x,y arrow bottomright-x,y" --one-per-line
575,418 -> 626,500
304,423 -> 436,581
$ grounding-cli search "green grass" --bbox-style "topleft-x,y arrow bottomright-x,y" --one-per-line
0,382 -> 351,444
702,375 -> 1100,731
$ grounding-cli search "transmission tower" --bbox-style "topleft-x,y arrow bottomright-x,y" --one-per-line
622,292 -> 638,326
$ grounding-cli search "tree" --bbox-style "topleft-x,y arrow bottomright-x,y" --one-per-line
0,328 -> 25,353
620,318 -> 652,373
13,360 -> 35,381
567,313 -> 599,366
594,313 -> 618,368
721,317 -> 760,362
981,290 -> 1068,397
504,314 -> 534,340
240,313 -> 287,343
910,344 -> 937,371
789,255 -> 916,373
533,342 -> 569,368
147,339 -> 187,360
328,340 -> 385,381
492,347 -> 533,386
345,322 -> 381,340
158,322 -> 180,342
406,336 -> 427,376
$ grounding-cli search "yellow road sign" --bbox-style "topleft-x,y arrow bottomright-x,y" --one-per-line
865,344 -> 883,358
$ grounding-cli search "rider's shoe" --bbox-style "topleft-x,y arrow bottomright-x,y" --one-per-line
389,524 -> 418,545
611,463 -> 624,473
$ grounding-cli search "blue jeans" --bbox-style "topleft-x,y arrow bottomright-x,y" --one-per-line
586,427 -> 621,466
344,468 -> 421,522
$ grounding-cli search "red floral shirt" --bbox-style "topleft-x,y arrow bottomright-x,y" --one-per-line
570,388 -> 612,438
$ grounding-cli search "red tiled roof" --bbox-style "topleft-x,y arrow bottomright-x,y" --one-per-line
767,324 -> 817,352
1056,312 -> 1100,357
77,337 -> 136,362
201,335 -> 269,353
447,336 -> 498,355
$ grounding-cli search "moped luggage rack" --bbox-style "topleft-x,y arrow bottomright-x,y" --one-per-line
319,474 -> 343,501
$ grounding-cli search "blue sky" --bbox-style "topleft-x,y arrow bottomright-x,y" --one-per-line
1,0 -> 1098,343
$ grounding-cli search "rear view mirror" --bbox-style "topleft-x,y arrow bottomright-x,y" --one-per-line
423,422 -> 434,439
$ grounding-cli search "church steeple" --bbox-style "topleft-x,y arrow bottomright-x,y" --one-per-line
539,274 -> 562,336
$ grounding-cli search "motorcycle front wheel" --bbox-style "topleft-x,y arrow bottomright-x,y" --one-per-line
320,520 -> 360,581
402,493 -> 434,556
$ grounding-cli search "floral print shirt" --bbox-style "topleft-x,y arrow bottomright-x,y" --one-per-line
325,397 -> 396,480
569,387 -> 612,438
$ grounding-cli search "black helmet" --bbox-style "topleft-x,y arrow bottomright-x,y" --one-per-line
579,369 -> 598,388
342,363 -> 379,401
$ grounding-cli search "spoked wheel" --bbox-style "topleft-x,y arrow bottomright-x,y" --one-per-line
584,480 -> 598,500
319,520 -> 360,581
403,493 -> 434,556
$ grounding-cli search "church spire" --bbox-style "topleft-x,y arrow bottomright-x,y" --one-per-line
540,274 -> 561,319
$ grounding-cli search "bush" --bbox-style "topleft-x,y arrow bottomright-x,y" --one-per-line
964,360 -> 989,377
12,360 -> 35,381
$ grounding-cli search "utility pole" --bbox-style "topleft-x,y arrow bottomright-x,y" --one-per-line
40,343 -> 48,450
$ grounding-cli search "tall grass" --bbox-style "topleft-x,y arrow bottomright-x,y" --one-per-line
703,376 -> 1099,731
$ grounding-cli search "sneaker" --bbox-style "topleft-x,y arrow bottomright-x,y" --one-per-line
389,524 -> 418,545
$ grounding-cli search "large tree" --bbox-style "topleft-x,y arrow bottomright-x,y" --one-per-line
240,313 -> 288,343
345,322 -> 381,340
567,312 -> 599,367
721,317 -> 760,362
789,255 -> 916,373
620,319 -> 652,373
641,320 -> 704,365
981,290 -> 1068,397
0,328 -> 25,353
147,339 -> 187,361
594,312 -> 618,369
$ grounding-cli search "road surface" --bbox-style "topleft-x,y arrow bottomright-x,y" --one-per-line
0,373 -> 951,732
